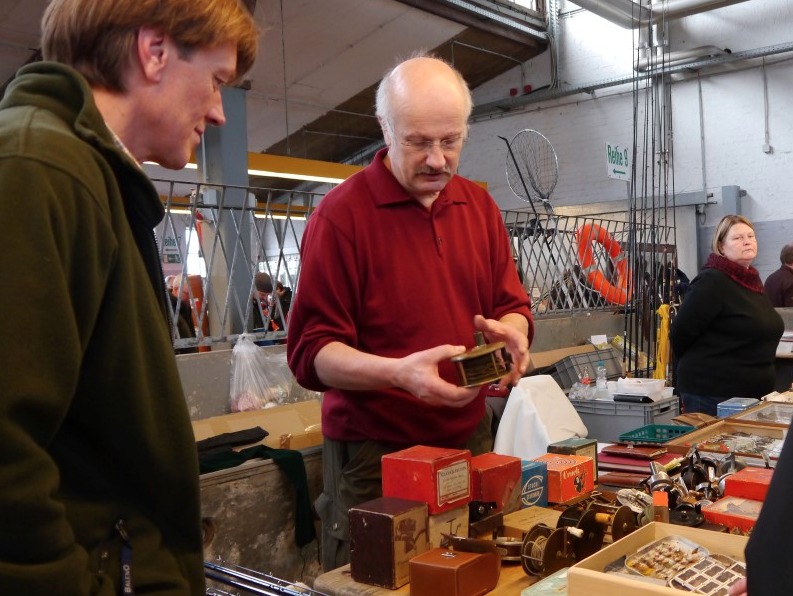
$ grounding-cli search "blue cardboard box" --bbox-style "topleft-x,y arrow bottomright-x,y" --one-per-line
520,460 -> 548,508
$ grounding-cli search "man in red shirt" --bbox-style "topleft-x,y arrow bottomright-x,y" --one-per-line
287,54 -> 533,571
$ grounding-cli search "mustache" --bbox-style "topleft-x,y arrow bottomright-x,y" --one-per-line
418,166 -> 452,175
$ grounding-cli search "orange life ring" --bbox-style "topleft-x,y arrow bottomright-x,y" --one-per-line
576,223 -> 632,305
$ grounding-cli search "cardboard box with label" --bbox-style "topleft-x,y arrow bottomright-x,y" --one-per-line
531,453 -> 594,504
469,452 -> 522,513
349,496 -> 429,589
191,399 -> 322,452
547,437 -> 599,482
382,446 -> 471,515
428,503 -> 469,549
520,460 -> 548,508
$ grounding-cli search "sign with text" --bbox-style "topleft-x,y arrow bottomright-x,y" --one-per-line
606,142 -> 631,181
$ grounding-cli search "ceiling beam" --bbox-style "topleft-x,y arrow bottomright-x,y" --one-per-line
394,0 -> 547,46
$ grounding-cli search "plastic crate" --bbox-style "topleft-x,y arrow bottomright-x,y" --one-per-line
550,349 -> 622,390
618,424 -> 695,445
569,395 -> 680,443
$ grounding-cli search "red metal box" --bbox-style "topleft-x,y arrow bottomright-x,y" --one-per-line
382,445 -> 471,514
531,453 -> 594,504
469,452 -> 522,513
349,496 -> 429,589
702,496 -> 763,534
723,466 -> 774,502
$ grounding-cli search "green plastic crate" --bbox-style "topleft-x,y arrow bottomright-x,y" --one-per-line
618,424 -> 695,445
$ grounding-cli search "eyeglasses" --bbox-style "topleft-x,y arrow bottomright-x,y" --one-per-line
399,135 -> 465,154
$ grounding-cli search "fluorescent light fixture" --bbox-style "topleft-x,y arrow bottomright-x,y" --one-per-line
254,212 -> 307,221
248,168 -> 345,184
179,162 -> 346,184
168,207 -> 193,215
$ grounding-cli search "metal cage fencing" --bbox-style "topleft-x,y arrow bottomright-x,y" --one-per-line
502,210 -> 677,315
156,179 -> 321,351
503,209 -> 679,377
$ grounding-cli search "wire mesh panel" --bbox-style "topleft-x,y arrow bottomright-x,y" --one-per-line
155,179 -> 321,351
503,210 -> 676,316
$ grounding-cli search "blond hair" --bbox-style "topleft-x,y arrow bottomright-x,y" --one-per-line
41,0 -> 258,92
712,214 -> 754,254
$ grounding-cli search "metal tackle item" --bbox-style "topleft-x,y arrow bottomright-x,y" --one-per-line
468,501 -> 504,538
204,561 -> 331,596
450,331 -> 511,387
520,523 -> 577,577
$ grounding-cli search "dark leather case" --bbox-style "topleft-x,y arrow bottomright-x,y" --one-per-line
409,548 -> 500,596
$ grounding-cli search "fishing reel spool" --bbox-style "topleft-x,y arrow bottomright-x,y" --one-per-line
520,523 -> 577,577
451,332 -> 511,387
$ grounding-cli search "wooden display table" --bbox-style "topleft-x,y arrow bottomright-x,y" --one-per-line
313,562 -> 537,595
312,507 -> 564,595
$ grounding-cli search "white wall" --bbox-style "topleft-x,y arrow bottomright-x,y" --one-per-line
460,0 -> 793,281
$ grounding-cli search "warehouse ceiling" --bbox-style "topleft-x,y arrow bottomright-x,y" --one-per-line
0,0 -> 547,189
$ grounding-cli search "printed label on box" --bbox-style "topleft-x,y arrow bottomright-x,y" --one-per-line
520,460 -> 548,508
437,461 -> 470,507
428,505 -> 469,549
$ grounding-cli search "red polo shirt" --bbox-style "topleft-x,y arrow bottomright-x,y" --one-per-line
287,148 -> 533,448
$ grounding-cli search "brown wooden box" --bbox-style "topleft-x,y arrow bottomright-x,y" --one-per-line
409,548 -> 500,596
662,419 -> 786,460
349,497 -> 429,589
567,522 -> 748,595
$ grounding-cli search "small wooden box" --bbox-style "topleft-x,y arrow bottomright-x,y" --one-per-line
382,445 -> 471,514
567,522 -> 748,595
662,420 -> 786,460
470,452 -> 522,513
531,453 -> 594,504
349,497 -> 429,589
409,548 -> 500,596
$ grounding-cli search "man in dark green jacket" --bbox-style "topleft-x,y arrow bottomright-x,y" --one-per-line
0,1 -> 258,594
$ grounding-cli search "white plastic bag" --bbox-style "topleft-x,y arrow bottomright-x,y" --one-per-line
229,334 -> 283,411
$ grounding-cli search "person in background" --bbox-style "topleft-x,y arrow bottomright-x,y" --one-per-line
170,273 -> 198,353
670,215 -> 783,416
287,53 -> 533,571
0,0 -> 257,593
272,280 -> 292,329
763,242 -> 793,307
252,271 -> 277,331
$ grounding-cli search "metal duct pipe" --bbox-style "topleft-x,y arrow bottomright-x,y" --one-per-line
635,45 -> 731,71
572,0 -> 751,28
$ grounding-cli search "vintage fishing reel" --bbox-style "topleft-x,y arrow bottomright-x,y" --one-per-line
451,331 -> 511,387
520,523 -> 578,577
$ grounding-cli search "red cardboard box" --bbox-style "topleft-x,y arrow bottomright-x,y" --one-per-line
531,453 -> 594,504
382,445 -> 471,514
470,452 -> 522,513
702,496 -> 763,533
723,466 -> 774,502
